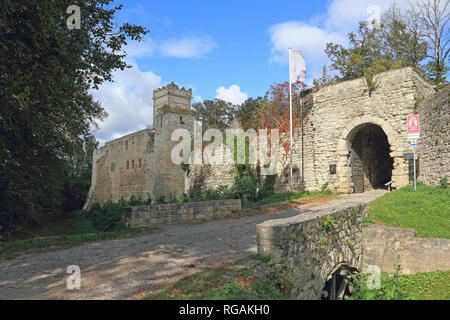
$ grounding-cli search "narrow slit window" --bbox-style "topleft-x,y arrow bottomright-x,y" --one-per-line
132,160 -> 135,169
139,159 -> 142,168
126,160 -> 129,169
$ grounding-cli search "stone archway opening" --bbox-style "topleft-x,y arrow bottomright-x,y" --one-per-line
348,124 -> 393,193
321,264 -> 357,300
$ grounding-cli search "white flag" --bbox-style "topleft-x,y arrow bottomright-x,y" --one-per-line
290,50 -> 306,84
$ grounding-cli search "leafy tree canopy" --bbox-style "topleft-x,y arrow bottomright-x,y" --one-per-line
0,0 -> 148,237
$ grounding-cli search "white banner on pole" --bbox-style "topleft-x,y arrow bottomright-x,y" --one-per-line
290,50 -> 306,84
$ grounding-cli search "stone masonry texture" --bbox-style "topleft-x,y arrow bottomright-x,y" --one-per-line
124,199 -> 241,228
362,224 -> 450,274
417,84 -> 450,186
257,202 -> 367,300
85,67 -> 440,207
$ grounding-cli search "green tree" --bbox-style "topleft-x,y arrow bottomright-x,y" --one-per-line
192,99 -> 237,129
0,1 -> 148,237
380,4 -> 428,69
412,0 -> 450,85
313,65 -> 336,88
325,21 -> 384,81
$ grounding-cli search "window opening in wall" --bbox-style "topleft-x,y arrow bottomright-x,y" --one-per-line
126,160 -> 129,169
139,159 -> 142,168
132,160 -> 135,169
125,140 -> 128,151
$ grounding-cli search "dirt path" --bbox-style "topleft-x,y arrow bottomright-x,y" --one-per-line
0,190 -> 386,300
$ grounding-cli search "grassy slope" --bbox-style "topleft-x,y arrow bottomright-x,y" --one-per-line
145,257 -> 449,300
367,184 -> 450,238
145,258 -> 288,300
350,270 -> 450,300
0,211 -> 155,260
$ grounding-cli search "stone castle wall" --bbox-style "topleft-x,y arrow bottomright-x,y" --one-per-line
417,85 -> 450,186
84,129 -> 153,208
85,67 -> 440,208
152,112 -> 195,200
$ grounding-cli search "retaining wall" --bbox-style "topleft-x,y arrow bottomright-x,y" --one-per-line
362,224 -> 450,274
123,199 -> 241,228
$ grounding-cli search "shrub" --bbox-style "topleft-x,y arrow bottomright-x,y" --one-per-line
234,175 -> 258,202
439,177 -> 448,189
85,194 -> 151,232
258,175 -> 275,200
347,266 -> 407,300
85,199 -> 126,232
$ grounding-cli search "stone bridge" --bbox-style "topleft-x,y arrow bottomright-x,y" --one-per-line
257,202 -> 366,300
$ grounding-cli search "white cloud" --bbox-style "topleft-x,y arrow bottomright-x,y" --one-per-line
325,0 -> 394,31
159,36 -> 216,58
124,37 -> 155,58
193,95 -> 203,103
269,21 -> 347,78
215,85 -> 248,105
268,0 -> 403,80
91,59 -> 162,145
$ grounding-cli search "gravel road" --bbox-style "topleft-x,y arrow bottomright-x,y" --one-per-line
0,190 -> 386,300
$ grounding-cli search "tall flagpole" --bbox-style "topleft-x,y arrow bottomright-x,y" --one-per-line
300,88 -> 304,190
288,48 -> 293,193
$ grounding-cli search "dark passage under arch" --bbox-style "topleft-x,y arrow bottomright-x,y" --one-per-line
350,124 -> 393,193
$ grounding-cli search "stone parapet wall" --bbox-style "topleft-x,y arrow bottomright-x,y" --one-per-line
124,199 -> 241,228
363,224 -> 450,274
257,202 -> 367,300
417,85 -> 450,186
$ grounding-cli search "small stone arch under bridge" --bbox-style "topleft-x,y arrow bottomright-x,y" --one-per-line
257,202 -> 366,300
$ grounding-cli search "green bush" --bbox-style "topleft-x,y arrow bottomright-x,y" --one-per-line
347,266 -> 407,300
85,199 -> 127,232
85,194 -> 151,232
234,175 -> 258,202
439,177 -> 448,188
258,175 -> 275,200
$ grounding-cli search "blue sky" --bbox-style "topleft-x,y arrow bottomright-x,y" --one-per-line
91,0 -> 412,144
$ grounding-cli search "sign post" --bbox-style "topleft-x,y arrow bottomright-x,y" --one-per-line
407,115 -> 420,191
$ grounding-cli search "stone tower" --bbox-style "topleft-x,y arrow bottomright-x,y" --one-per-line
151,83 -> 194,201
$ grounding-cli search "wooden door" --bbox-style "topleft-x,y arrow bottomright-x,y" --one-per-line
351,150 -> 364,193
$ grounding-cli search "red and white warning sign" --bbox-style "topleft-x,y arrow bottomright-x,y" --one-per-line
407,115 -> 420,140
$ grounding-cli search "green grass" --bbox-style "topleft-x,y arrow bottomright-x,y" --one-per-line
368,183 -> 450,238
349,270 -> 450,300
145,258 -> 288,300
12,210 -> 97,240
0,211 -> 155,260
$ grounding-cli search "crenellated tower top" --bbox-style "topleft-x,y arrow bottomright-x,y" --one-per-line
153,82 -> 192,118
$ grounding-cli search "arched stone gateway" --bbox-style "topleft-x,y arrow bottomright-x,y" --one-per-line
300,67 -> 435,194
257,202 -> 366,300
336,117 -> 400,194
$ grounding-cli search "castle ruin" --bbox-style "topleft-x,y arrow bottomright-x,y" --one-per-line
84,67 -> 449,208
